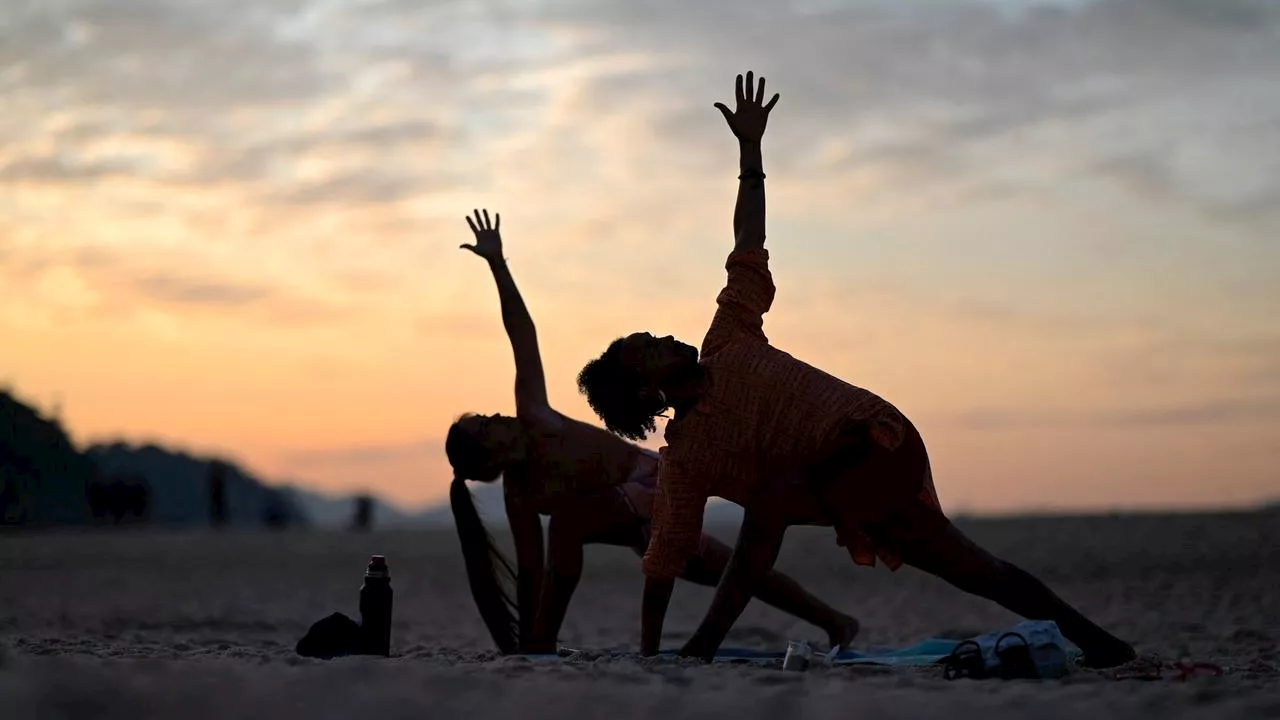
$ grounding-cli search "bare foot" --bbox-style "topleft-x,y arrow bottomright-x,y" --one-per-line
826,615 -> 861,651
1080,638 -> 1137,669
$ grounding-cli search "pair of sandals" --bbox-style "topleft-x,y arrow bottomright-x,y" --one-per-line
942,632 -> 1040,681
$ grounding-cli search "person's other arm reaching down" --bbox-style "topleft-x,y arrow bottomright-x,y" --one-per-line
639,452 -> 709,655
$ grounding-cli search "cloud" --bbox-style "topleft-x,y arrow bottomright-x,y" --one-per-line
0,242 -> 353,328
4,0 -> 1276,316
1093,147 -> 1280,226
942,296 -> 1106,334
0,154 -> 143,182
0,0 -> 470,211
6,0 -> 1277,236
67,245 -> 120,269
1110,397 -> 1280,426
418,310 -> 501,339
531,0 -> 1280,214
295,121 -> 446,150
265,171 -> 430,206
132,274 -> 274,307
280,439 -> 445,468
952,394 -> 1280,430
1081,328 -> 1280,397
175,120 -> 457,189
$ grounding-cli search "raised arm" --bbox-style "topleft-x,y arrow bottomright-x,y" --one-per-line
461,209 -> 549,414
702,72 -> 781,354
714,71 -> 779,254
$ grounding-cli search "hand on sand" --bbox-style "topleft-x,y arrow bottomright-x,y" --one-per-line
460,208 -> 503,262
714,70 -> 780,144
518,640 -> 557,655
1079,638 -> 1138,669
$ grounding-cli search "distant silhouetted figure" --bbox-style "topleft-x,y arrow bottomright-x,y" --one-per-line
126,481 -> 150,522
351,495 -> 373,532
87,481 -> 104,520
0,476 -> 19,525
208,461 -> 228,528
87,474 -> 150,526
263,489 -> 288,530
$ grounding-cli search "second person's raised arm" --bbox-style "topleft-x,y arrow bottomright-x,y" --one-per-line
461,209 -> 550,413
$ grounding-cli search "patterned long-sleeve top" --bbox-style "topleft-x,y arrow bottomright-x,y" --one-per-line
642,247 -> 911,580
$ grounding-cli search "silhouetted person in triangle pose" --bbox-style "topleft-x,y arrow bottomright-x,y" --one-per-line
577,70 -> 1137,669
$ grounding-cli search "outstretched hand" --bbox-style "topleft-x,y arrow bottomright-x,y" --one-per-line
461,208 -> 503,263
713,70 -> 780,143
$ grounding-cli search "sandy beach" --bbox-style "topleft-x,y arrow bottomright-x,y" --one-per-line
2,511 -> 1278,719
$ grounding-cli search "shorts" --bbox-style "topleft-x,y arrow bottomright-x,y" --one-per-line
809,416 -> 947,570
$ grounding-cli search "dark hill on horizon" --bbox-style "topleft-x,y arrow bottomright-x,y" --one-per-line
1,389 -> 96,526
86,442 -> 309,528
2,388 -> 307,529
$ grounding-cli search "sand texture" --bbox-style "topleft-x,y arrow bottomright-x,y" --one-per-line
2,511 -> 1278,719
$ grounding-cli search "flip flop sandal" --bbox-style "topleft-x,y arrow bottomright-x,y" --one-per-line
994,632 -> 1038,680
943,639 -> 989,680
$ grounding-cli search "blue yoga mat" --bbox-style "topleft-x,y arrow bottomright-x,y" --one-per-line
521,637 -> 1084,667
651,638 -> 969,666
521,638 -> 970,666
834,638 -> 972,666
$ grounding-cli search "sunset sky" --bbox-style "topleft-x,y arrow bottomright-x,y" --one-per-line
3,0 -> 1277,513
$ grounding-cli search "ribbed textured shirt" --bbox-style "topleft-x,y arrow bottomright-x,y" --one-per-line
642,248 -> 912,579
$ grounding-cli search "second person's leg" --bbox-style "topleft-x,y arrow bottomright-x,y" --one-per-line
682,534 -> 861,650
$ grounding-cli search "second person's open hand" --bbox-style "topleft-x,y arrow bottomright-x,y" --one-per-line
461,208 -> 503,263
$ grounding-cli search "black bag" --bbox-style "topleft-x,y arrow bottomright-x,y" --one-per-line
296,612 -> 366,659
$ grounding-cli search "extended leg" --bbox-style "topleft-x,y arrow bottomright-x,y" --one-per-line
814,421 -> 1136,668
525,516 -> 586,653
530,501 -> 638,653
898,518 -> 1136,668
683,536 -> 859,649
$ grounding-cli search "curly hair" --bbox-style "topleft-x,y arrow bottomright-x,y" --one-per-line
576,337 -> 666,442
